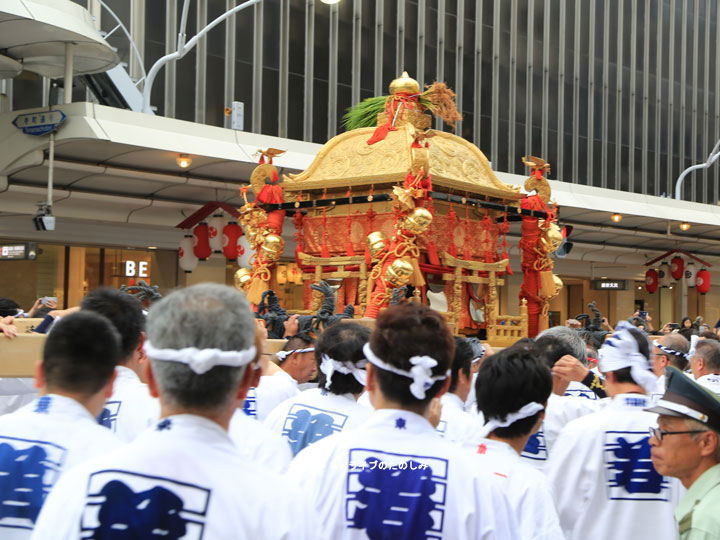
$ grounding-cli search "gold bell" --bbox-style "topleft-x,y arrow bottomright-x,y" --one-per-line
552,275 -> 564,298
385,258 -> 414,288
402,207 -> 433,234
389,71 -> 421,95
234,268 -> 253,290
367,231 -> 389,258
540,220 -> 563,253
260,233 -> 284,262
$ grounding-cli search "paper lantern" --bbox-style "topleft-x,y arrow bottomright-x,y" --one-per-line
685,263 -> 697,288
236,235 -> 252,268
696,268 -> 711,294
276,264 -> 288,285
192,222 -> 212,260
208,214 -> 225,253
179,234 -> 198,273
222,222 -> 243,261
658,263 -> 672,287
287,263 -> 303,285
670,256 -> 684,280
645,269 -> 658,293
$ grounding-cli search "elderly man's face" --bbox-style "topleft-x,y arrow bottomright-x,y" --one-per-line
649,415 -> 705,480
293,351 -> 317,383
651,345 -> 668,378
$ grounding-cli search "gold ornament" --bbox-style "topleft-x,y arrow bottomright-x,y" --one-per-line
402,207 -> 433,234
234,268 -> 252,290
539,220 -> 563,253
385,258 -> 414,288
389,71 -> 421,95
367,231 -> 389,258
551,274 -> 564,298
260,233 -> 284,262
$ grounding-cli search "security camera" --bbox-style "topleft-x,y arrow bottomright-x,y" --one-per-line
33,204 -> 55,231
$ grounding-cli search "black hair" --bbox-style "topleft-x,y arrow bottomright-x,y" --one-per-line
608,325 -> 651,384
315,322 -> 370,395
0,297 -> 20,317
369,303 -> 455,406
475,342 -> 552,439
43,311 -> 120,397
81,288 -> 144,361
699,331 -> 720,341
283,332 -> 315,352
449,337 -> 473,394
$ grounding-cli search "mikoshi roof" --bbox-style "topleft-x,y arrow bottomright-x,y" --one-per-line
282,123 -> 523,202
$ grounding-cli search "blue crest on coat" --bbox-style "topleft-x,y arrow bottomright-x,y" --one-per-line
282,404 -> 348,456
97,401 -> 122,431
604,431 -> 669,501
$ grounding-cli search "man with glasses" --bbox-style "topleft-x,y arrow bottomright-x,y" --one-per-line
647,366 -> 720,539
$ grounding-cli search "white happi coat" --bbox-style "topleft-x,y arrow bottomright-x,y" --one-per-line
437,393 -> 482,444
564,380 -> 599,400
0,394 -> 119,538
264,387 -> 372,456
520,392 -> 604,469
252,371 -> 299,421
98,366 -> 160,442
228,408 -> 293,473
696,373 -> 720,395
0,378 -> 36,416
286,408 -> 520,540
31,414 -> 315,540
546,393 -> 680,540
463,438 -> 564,540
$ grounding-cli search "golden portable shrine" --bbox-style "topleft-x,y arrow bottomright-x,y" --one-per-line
235,73 -> 563,346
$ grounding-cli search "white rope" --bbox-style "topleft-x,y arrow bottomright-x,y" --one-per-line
479,402 -> 544,438
363,343 -> 449,400
319,354 -> 367,390
143,341 -> 257,375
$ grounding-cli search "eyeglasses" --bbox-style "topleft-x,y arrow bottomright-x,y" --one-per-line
649,426 -> 707,441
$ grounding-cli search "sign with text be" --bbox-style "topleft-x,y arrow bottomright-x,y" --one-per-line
124,261 -> 150,278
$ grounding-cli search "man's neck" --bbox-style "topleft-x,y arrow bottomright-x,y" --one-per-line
608,382 -> 646,397
159,402 -> 235,431
680,458 -> 719,490
487,432 -> 529,455
369,392 -> 427,417
41,387 -> 104,418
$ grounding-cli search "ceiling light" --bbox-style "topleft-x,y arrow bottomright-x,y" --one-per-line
147,246 -> 158,250
320,0 -> 341,3
637,286 -> 642,290
669,286 -> 674,289
680,222 -> 690,231
601,276 -> 607,279
176,154 -> 192,168
611,213 -> 622,223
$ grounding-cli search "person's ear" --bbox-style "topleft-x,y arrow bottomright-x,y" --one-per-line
145,360 -> 160,398
697,357 -> 705,372
434,377 -> 451,399
699,430 -> 719,458
34,360 -> 44,390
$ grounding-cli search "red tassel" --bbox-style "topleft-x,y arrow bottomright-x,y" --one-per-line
426,240 -> 441,266
366,123 -> 396,145
364,245 -> 372,265
321,242 -> 331,258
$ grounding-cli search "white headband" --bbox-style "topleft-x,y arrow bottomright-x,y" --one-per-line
362,343 -> 450,400
143,341 -> 257,375
653,340 -> 691,360
319,354 -> 367,390
600,321 -> 658,394
276,347 -> 314,362
479,402 -> 544,438
472,344 -> 486,364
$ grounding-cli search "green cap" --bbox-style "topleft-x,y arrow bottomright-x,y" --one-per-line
645,366 -> 720,432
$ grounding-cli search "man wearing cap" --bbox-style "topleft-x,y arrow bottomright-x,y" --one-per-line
651,333 -> 691,401
689,339 -> 720,396
264,322 -> 371,456
648,366 -> 720,539
32,284 -> 314,539
546,321 -> 680,540
287,303 -> 519,539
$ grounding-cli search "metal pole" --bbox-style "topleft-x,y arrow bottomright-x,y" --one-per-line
64,43 -> 74,105
142,0 -> 262,113
48,132 -> 55,207
674,138 -> 720,199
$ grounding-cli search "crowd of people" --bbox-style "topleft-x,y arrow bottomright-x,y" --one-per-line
0,285 -> 719,539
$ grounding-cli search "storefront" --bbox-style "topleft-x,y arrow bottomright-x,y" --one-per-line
0,241 -> 178,309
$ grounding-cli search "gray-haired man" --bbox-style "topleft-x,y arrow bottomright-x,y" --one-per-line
32,284 -> 314,539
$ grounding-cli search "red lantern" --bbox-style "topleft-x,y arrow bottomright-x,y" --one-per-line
670,256 -> 684,280
193,222 -> 212,260
696,268 -> 711,294
645,269 -> 658,293
222,222 -> 243,260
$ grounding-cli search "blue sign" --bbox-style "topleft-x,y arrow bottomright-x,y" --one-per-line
12,111 -> 66,136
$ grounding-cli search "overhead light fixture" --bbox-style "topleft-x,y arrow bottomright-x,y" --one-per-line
679,222 -> 690,231
147,246 -> 158,250
669,286 -> 674,289
611,213 -> 622,223
320,0 -> 341,3
176,154 -> 192,168
637,286 -> 642,290
601,276 -> 607,279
